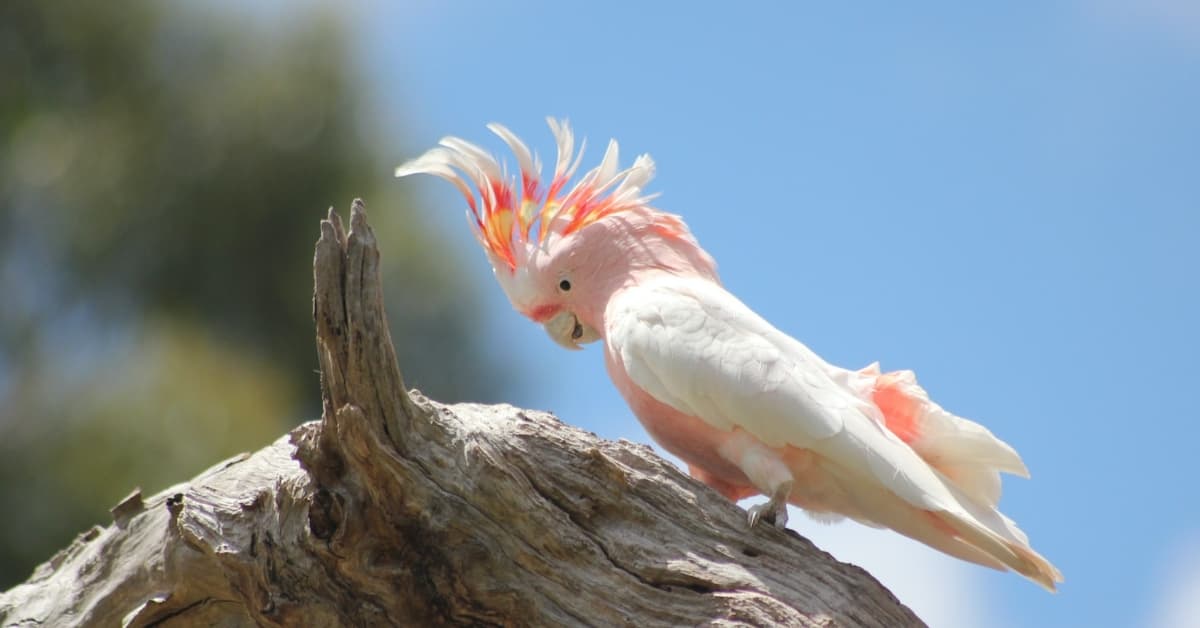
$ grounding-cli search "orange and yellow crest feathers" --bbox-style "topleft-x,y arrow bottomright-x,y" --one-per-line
395,118 -> 659,273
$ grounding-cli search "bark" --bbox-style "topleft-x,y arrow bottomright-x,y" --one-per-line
0,200 -> 924,627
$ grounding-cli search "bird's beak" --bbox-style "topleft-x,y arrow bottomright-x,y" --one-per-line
543,311 -> 599,350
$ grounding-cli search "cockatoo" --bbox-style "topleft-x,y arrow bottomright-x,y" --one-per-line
395,119 -> 1063,591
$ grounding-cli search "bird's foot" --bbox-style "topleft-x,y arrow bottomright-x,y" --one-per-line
747,481 -> 792,529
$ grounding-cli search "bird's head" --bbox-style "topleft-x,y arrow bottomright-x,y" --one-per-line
396,119 -> 717,350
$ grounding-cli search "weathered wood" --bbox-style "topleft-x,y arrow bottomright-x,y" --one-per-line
0,200 -> 924,627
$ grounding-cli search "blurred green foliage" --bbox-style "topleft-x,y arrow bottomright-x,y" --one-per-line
0,1 -> 503,587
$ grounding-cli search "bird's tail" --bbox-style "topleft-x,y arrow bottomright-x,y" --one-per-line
933,480 -> 1064,591
821,454 -> 1064,591
857,364 -> 1028,508
839,363 -> 1062,590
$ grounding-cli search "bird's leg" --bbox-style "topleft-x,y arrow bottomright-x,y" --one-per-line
747,480 -> 794,529
716,429 -> 795,530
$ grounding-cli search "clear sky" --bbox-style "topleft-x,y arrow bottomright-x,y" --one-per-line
340,2 -> 1196,626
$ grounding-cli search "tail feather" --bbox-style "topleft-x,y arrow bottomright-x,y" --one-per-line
833,466 -> 1063,590
937,508 -> 1062,592
862,366 -> 1029,507
819,461 -> 1048,580
814,362 -> 1061,590
815,462 -> 1011,571
934,473 -> 1061,591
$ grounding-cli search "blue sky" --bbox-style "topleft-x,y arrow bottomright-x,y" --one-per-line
335,2 -> 1198,625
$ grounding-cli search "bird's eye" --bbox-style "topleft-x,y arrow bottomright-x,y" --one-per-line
559,279 -> 572,292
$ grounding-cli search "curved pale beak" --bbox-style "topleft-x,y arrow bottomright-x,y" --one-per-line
543,311 -> 600,350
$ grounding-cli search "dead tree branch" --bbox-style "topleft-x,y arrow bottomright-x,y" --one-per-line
0,200 -> 923,627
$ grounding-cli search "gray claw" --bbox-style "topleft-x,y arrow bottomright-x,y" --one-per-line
747,482 -> 792,529
746,498 -> 789,529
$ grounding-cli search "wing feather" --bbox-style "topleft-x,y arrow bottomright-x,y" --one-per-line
606,276 -> 961,513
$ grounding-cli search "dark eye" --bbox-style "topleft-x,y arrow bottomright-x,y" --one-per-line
559,279 -> 572,292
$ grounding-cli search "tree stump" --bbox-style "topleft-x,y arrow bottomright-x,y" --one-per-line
0,200 -> 924,627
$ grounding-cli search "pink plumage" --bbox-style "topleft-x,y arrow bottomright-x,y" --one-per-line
396,119 -> 1062,591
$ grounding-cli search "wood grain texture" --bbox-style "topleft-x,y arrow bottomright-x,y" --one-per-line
0,200 -> 924,627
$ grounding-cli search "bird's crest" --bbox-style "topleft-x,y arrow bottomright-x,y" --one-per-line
395,118 -> 661,273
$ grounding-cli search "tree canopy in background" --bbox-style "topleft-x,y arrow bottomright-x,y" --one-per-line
0,1 -> 504,587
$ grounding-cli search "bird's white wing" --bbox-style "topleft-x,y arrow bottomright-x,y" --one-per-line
606,276 -> 961,513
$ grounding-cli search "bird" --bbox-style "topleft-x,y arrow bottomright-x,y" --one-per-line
395,118 -> 1063,591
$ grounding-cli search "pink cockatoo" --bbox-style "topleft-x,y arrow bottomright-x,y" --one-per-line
395,119 -> 1063,591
